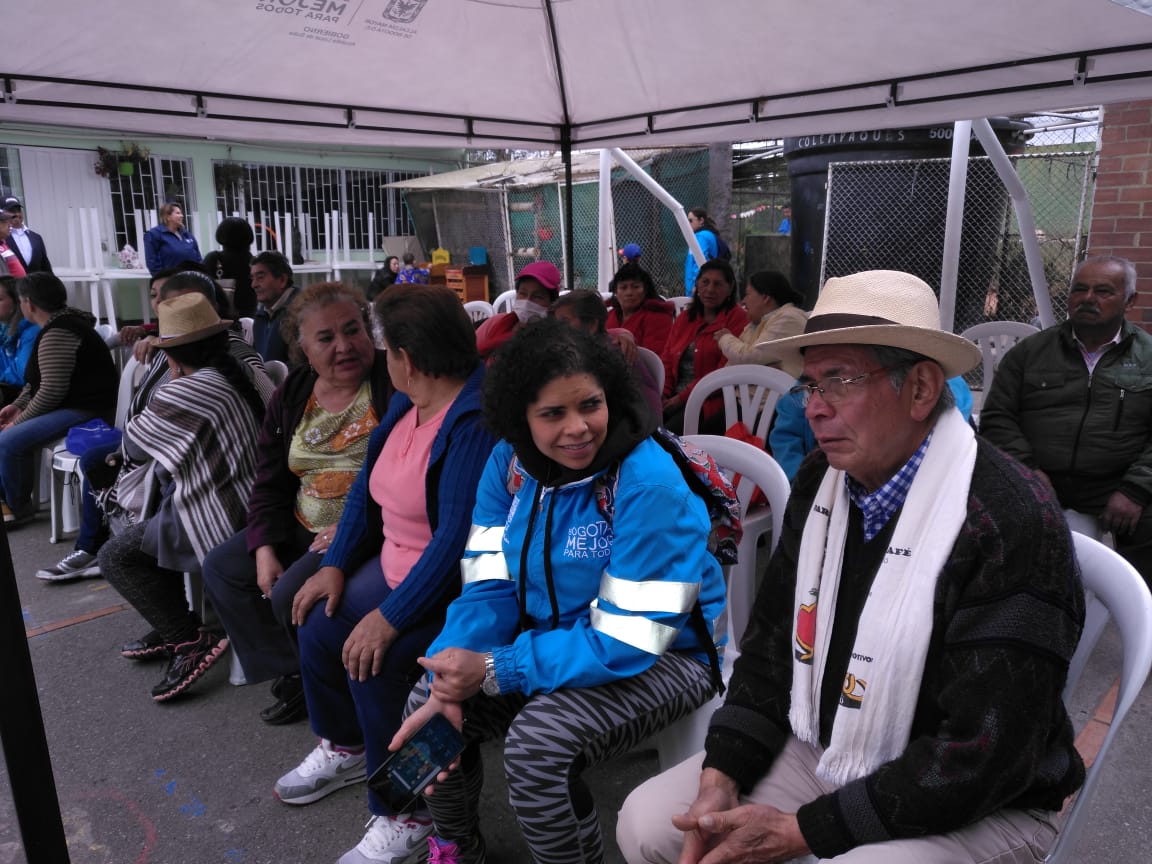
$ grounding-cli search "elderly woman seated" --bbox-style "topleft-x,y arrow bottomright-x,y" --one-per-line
201,282 -> 393,725
271,285 -> 496,864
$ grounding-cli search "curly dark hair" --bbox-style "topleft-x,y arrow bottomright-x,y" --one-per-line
483,317 -> 637,450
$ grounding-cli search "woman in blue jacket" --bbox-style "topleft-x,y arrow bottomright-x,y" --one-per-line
391,318 -> 728,864
143,203 -> 203,275
0,277 -> 39,404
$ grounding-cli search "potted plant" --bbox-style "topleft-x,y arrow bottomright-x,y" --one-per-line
94,142 -> 151,178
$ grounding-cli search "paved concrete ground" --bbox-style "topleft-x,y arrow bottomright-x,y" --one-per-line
2,510 -> 1150,864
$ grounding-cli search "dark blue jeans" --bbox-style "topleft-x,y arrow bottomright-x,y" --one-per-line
75,441 -> 119,554
297,555 -> 443,816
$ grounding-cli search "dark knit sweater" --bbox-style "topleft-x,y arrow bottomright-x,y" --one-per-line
17,308 -> 117,423
703,440 -> 1085,859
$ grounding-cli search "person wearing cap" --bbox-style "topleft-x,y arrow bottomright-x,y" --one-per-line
0,210 -> 27,279
618,270 -> 1084,863
981,255 -> 1152,586
475,260 -> 563,360
98,292 -> 264,702
0,273 -> 117,523
1,196 -> 52,274
621,242 -> 642,264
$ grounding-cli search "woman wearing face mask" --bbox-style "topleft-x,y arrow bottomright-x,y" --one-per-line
474,261 -> 562,361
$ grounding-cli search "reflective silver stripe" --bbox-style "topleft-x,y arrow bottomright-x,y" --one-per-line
461,525 -> 511,584
598,571 -> 699,613
466,524 -> 505,553
589,601 -> 681,654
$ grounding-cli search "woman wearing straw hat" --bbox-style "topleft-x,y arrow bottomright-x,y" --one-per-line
99,292 -> 264,702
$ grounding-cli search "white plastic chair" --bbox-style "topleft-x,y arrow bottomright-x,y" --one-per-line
635,347 -> 665,397
959,321 -> 1038,417
463,300 -> 494,324
264,360 -> 289,388
492,290 -> 516,315
683,364 -> 796,445
670,295 -> 693,317
1046,534 -> 1152,862
239,316 -> 254,346
651,435 -> 791,770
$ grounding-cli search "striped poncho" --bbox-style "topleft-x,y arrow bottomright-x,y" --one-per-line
125,367 -> 260,562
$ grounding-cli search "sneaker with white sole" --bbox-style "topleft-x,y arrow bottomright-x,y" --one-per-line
274,738 -> 367,805
36,549 -> 101,582
338,815 -> 434,864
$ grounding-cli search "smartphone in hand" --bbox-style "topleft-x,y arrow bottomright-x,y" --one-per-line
368,712 -> 465,813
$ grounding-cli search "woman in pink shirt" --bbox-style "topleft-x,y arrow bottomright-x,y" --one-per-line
274,285 -> 496,864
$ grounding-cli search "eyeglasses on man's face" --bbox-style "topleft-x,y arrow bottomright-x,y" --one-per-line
787,363 -> 909,409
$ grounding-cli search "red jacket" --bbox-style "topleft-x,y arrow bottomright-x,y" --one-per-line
606,299 -> 674,354
661,304 -> 749,423
476,312 -> 520,361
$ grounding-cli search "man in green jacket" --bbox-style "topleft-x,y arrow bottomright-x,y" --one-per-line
980,255 -> 1152,583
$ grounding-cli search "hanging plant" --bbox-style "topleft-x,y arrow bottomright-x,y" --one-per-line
215,161 -> 247,191
94,142 -> 151,178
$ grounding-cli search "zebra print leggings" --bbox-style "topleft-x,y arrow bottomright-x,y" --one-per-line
403,651 -> 713,864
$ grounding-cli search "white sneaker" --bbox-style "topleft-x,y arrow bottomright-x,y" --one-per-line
36,549 -> 101,582
274,739 -> 367,805
338,815 -> 434,864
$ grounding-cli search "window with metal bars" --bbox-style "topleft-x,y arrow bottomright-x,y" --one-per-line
107,157 -> 195,250
213,161 -> 423,259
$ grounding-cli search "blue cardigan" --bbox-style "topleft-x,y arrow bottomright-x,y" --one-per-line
0,318 -> 40,388
321,364 -> 495,631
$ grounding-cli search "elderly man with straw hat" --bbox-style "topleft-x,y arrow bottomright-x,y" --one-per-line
618,270 -> 1085,863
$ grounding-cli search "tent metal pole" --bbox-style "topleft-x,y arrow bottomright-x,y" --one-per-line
939,121 -> 972,333
561,126 -> 574,289
598,149 -> 616,291
972,119 -> 1056,328
607,147 -> 703,267
0,528 -> 71,864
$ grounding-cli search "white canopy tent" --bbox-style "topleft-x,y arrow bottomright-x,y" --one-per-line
4,0 -> 1152,151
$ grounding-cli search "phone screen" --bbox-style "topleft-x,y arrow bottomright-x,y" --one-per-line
368,713 -> 465,813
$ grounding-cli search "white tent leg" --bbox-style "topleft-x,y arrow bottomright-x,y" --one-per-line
972,119 -> 1056,328
939,121 -> 972,333
608,148 -> 704,267
598,149 -> 617,291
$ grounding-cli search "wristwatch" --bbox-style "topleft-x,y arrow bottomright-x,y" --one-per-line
481,652 -> 501,696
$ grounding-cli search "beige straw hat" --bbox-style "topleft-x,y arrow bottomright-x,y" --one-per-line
755,270 -> 981,378
149,292 -> 232,348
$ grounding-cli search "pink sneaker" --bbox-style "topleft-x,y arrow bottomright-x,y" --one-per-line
426,836 -> 462,864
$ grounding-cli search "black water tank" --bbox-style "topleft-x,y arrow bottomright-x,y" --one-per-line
783,120 -> 1030,331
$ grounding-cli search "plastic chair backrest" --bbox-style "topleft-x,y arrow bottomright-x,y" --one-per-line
1046,534 -> 1152,862
670,295 -> 693,317
635,347 -> 665,397
681,434 -> 791,653
463,300 -> 494,324
114,356 -> 144,430
265,360 -> 289,388
492,290 -> 516,315
239,317 -> 255,346
683,364 -> 796,442
959,321 -> 1038,406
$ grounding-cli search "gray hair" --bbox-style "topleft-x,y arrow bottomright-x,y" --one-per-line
1074,255 -> 1137,300
869,345 -> 956,424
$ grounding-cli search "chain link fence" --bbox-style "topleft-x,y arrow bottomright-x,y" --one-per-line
821,150 -> 1094,335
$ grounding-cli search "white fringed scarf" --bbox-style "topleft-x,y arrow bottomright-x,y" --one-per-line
788,408 -> 976,785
